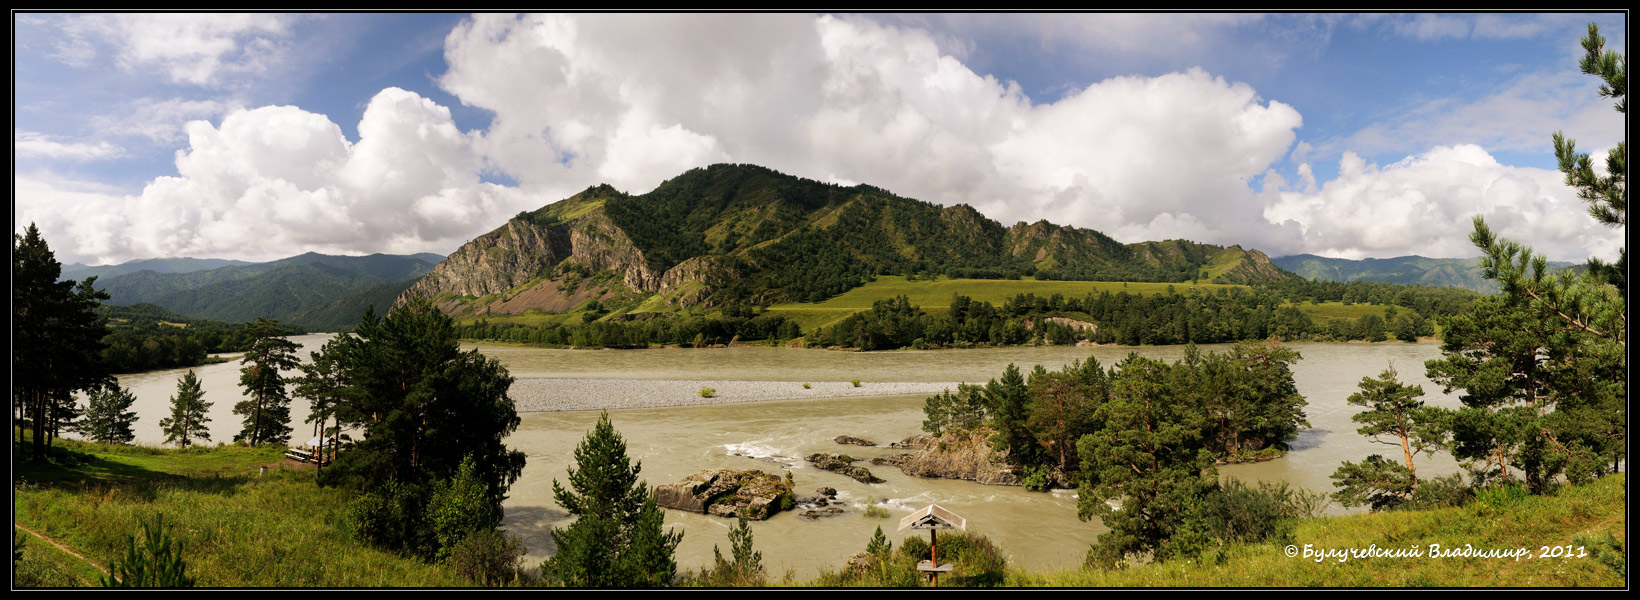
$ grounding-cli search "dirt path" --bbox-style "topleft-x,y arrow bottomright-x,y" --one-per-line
14,521 -> 106,585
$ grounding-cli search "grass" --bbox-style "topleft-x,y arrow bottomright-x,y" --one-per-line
1005,474 -> 1627,587
13,437 -> 470,587
13,434 -> 1623,587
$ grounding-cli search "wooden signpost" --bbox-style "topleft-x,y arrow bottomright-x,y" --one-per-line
898,504 -> 966,588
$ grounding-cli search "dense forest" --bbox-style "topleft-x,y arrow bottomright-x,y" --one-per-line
98,303 -> 303,373
453,276 -> 1480,351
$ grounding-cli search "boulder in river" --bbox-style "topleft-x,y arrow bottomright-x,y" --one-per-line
805,453 -> 885,484
834,435 -> 877,447
654,469 -> 795,520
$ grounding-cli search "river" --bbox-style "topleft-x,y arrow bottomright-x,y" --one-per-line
104,338 -> 1465,579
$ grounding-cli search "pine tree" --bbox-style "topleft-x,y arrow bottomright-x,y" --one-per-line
292,340 -> 345,463
79,384 -> 138,445
1330,366 -> 1445,510
234,318 -> 298,447
865,525 -> 891,558
541,411 -> 682,587
160,371 -> 212,448
711,513 -> 762,581
1436,21 -> 1627,495
324,298 -> 525,516
14,223 -> 112,458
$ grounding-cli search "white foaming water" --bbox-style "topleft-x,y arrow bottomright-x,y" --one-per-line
722,439 -> 800,468
881,491 -> 937,513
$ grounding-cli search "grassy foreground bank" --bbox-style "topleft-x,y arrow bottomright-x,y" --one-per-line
13,437 -> 467,587
13,436 -> 1624,587
1004,473 -> 1626,587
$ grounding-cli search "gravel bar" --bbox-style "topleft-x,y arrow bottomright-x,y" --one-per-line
510,378 -> 966,412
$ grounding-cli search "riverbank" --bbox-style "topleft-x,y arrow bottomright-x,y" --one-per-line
509,378 -> 963,412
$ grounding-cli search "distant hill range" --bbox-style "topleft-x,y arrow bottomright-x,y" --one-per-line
83,252 -> 444,331
1271,254 -> 1579,294
61,257 -> 255,280
399,163 -> 1297,317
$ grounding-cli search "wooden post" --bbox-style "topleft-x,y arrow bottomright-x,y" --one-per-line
930,528 -> 938,588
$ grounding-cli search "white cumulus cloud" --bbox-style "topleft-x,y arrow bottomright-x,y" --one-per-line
1264,144 -> 1622,262
16,88 -> 536,265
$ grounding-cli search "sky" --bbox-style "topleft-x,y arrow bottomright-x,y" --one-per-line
13,12 -> 1628,267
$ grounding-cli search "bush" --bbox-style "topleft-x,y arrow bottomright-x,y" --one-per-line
1022,465 -> 1052,492
101,515 -> 195,588
1401,473 -> 1474,511
427,457 -> 500,562
863,505 -> 890,519
699,387 -> 716,398
851,379 -> 862,388
347,477 -> 430,557
1573,532 -> 1625,578
446,529 -> 525,586
1474,481 -> 1529,510
1198,478 -> 1329,546
899,531 -> 1007,587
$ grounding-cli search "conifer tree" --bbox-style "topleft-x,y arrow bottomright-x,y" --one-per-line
234,318 -> 298,447
14,223 -> 112,458
79,383 -> 139,445
1428,23 -> 1626,495
542,411 -> 681,587
160,371 -> 212,448
1330,366 -> 1445,510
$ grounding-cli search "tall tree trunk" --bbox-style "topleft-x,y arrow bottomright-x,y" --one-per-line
251,393 -> 264,447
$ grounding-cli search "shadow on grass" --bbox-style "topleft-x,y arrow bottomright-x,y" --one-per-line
14,439 -> 273,501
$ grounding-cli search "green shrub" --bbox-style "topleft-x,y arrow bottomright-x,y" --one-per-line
1198,478 -> 1328,546
802,383 -> 811,389
1572,532 -> 1625,578
1401,473 -> 1474,511
699,387 -> 716,398
1472,481 -> 1530,515
1022,465 -> 1052,492
347,477 -> 430,557
863,505 -> 890,519
101,515 -> 195,588
427,457 -> 499,562
446,529 -> 525,586
897,531 -> 1007,587
851,379 -> 862,388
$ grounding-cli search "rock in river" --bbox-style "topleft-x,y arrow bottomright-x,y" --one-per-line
834,435 -> 877,447
654,469 -> 795,520
805,453 -> 885,484
895,429 -> 1022,486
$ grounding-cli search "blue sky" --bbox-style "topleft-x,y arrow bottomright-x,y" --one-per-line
13,12 -> 1627,266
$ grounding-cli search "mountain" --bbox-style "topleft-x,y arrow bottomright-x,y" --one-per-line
61,257 -> 255,281
96,252 -> 443,331
1271,254 -> 1579,294
401,163 -> 1296,316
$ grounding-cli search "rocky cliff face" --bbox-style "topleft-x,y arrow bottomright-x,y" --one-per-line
395,205 -> 720,312
399,218 -> 569,301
